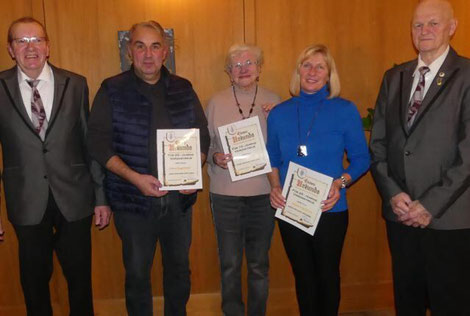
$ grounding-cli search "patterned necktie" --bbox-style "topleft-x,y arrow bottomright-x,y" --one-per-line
407,66 -> 430,126
27,79 -> 48,140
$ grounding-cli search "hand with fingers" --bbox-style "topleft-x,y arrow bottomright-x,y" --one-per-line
213,152 -> 232,169
94,205 -> 112,230
322,180 -> 341,212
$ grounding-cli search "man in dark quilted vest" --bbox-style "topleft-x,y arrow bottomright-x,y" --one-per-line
87,20 -> 209,316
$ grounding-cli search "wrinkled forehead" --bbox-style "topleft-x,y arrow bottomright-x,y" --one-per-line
129,25 -> 165,45
231,50 -> 257,62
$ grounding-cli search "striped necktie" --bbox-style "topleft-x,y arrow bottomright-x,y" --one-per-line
27,79 -> 48,140
407,66 -> 430,127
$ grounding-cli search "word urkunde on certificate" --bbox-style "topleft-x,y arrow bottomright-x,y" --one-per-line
275,162 -> 333,235
218,116 -> 271,181
157,129 -> 202,191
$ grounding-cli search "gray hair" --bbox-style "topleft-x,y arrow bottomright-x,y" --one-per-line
224,43 -> 264,73
128,20 -> 167,45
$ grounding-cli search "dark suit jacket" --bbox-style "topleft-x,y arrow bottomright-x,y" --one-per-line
370,48 -> 470,230
0,64 -> 106,225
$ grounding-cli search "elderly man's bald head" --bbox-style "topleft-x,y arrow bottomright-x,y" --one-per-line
415,0 -> 454,20
411,0 -> 457,64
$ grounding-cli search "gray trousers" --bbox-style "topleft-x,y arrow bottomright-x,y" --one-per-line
210,193 -> 275,316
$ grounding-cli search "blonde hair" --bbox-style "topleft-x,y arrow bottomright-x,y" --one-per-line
289,44 -> 340,98
224,43 -> 264,73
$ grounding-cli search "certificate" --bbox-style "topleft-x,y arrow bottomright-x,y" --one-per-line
218,116 -> 272,181
157,129 -> 202,191
275,162 -> 333,235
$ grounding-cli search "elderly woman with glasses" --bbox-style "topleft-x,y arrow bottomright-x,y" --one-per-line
205,43 -> 280,316
267,44 -> 370,315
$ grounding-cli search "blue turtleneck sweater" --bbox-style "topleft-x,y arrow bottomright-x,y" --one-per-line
267,86 -> 370,212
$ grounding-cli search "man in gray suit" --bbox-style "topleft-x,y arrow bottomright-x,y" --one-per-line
370,0 -> 470,314
0,17 -> 111,316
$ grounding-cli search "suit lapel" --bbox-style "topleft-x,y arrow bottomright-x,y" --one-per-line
408,48 -> 459,135
399,62 -> 416,136
46,65 -> 70,137
0,67 -> 39,135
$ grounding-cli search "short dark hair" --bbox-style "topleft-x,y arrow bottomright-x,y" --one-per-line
7,17 -> 49,43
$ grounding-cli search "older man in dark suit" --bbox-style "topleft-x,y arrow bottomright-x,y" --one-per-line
0,17 -> 111,316
370,0 -> 470,315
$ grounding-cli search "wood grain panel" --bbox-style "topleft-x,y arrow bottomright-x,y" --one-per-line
42,0 -> 245,301
450,0 -> 470,56
0,0 -> 40,310
2,0 -> 470,314
253,0 -> 470,311
252,0 -> 419,310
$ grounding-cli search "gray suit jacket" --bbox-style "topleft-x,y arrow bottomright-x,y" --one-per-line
0,64 -> 106,225
370,48 -> 470,230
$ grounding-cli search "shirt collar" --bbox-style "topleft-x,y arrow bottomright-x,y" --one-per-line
413,46 -> 449,77
17,62 -> 53,84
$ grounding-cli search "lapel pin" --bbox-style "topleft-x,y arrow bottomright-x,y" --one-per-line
437,77 -> 443,86
438,72 -> 445,78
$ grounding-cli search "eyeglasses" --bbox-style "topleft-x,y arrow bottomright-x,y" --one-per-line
230,60 -> 257,70
11,37 -> 47,46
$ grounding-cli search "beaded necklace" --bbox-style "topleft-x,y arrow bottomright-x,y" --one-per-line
232,84 -> 258,119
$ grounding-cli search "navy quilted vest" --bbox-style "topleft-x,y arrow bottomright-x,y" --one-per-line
103,68 -> 197,215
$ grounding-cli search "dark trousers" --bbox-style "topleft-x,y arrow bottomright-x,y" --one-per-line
13,191 -> 93,316
278,211 -> 348,316
113,198 -> 192,316
210,193 -> 275,316
386,221 -> 470,316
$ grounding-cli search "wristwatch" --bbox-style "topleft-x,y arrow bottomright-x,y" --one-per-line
340,175 -> 348,189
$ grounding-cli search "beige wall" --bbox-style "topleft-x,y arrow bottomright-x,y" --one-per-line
1,0 -> 470,314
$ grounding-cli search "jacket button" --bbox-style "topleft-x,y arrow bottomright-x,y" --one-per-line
43,149 -> 48,153
44,175 -> 48,179
404,151 -> 411,156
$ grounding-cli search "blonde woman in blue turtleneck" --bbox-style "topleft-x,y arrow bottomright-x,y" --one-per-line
267,44 -> 370,316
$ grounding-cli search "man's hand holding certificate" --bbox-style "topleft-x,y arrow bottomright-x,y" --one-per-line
275,162 -> 333,235
157,129 -> 203,191
218,116 -> 271,181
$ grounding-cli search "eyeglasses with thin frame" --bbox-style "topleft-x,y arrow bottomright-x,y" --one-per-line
11,37 -> 47,47
230,60 -> 257,70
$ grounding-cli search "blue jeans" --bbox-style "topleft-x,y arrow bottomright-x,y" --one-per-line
114,196 -> 192,316
210,193 -> 275,316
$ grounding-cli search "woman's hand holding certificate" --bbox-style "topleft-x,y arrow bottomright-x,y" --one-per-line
275,162 -> 333,236
218,116 -> 271,181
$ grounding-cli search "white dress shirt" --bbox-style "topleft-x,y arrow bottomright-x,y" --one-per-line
17,62 -> 55,121
409,45 -> 449,103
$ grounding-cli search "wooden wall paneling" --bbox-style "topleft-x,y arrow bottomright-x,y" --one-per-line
0,1 -> 37,70
3,0 -> 470,314
252,0 -> 420,312
243,0 -> 256,43
450,0 -> 470,55
0,1 -> 47,314
42,0 -> 245,307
